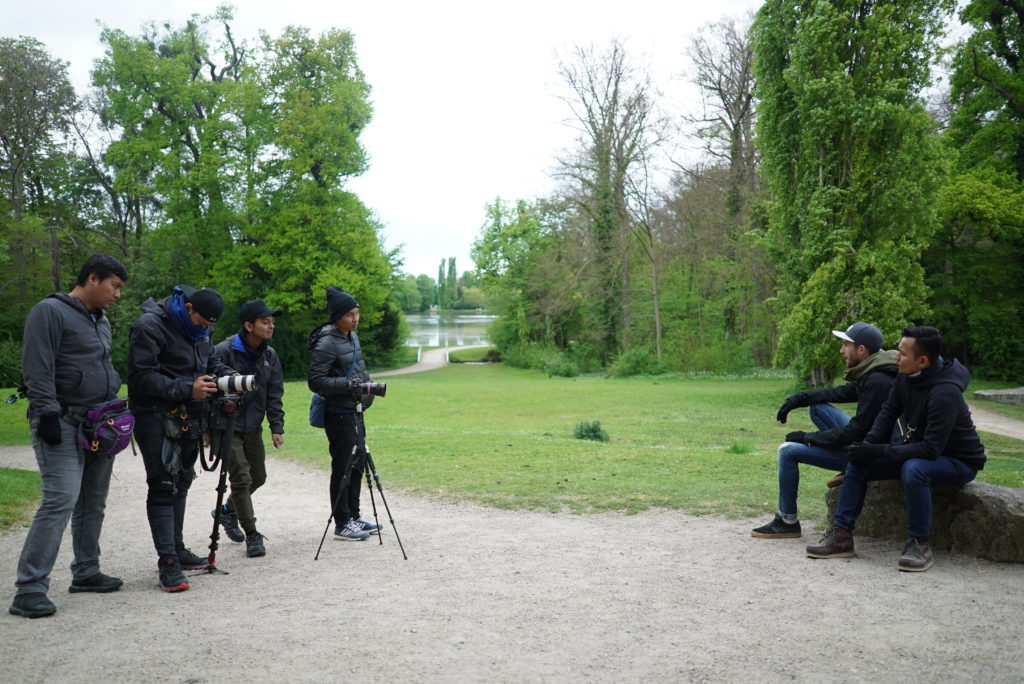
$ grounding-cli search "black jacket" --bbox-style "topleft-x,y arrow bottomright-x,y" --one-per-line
864,358 -> 986,470
800,351 -> 899,448
21,293 -> 120,417
306,323 -> 373,413
127,295 -> 236,413
212,332 -> 285,434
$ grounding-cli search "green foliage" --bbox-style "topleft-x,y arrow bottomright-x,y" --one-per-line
724,440 -> 754,455
609,348 -> 664,377
573,420 -> 610,442
501,344 -> 581,377
752,0 -> 954,383
448,347 -> 500,363
0,468 -> 40,530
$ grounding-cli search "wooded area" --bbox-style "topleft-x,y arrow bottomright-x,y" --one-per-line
2,1 -> 1022,385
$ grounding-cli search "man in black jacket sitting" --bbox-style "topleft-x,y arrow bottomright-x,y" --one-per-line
806,326 -> 986,571
753,322 -> 898,539
210,300 -> 285,558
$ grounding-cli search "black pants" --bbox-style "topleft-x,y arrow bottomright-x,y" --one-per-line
325,412 -> 366,524
134,411 -> 199,558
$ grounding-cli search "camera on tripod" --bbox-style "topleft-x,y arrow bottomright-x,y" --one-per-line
214,375 -> 257,396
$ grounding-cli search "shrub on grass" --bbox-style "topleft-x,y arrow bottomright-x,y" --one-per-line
609,349 -> 665,377
725,440 -> 754,454
573,420 -> 609,442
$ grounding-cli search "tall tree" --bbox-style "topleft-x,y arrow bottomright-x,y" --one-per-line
752,0 -> 953,383
0,36 -> 76,294
930,0 -> 1024,378
556,39 -> 663,362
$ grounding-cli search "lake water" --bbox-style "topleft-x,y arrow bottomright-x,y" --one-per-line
404,312 -> 496,347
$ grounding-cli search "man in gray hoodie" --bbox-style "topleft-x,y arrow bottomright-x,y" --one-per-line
9,254 -> 129,619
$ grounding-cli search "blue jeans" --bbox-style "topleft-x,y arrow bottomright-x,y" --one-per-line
834,455 -> 978,538
777,404 -> 851,517
15,416 -> 115,596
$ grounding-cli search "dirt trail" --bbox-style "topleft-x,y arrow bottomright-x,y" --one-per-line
2,440 -> 1023,683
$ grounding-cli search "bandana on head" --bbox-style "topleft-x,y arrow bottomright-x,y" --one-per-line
168,286 -> 213,342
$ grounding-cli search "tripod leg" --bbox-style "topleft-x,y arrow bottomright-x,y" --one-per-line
365,466 -> 382,546
315,443 -> 360,560
364,451 -> 408,560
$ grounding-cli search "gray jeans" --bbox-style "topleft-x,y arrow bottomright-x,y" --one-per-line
15,415 -> 115,595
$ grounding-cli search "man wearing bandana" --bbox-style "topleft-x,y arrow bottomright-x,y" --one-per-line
128,285 -> 237,592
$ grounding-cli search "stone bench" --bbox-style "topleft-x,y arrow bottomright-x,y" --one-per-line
825,480 -> 1024,563
973,388 -> 1024,407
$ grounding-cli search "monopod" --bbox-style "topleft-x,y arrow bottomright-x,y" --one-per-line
198,395 -> 241,575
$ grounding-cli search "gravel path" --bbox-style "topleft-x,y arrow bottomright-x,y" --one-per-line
2,438 -> 1023,683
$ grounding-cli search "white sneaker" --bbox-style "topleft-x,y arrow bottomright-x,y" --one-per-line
334,519 -> 369,541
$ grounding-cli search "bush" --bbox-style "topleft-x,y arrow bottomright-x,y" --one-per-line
501,344 -> 579,377
608,349 -> 665,377
573,420 -> 609,442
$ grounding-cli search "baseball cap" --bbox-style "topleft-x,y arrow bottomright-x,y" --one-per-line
831,322 -> 884,353
180,285 -> 224,323
239,300 -> 283,323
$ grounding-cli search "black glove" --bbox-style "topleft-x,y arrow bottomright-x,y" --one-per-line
785,431 -> 808,444
776,392 -> 807,424
37,414 -> 63,446
846,442 -> 889,463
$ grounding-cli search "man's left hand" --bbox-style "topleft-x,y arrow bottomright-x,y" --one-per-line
847,442 -> 889,463
272,433 -> 283,449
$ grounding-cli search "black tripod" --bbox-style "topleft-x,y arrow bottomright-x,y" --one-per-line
315,403 -> 407,560
197,394 -> 241,575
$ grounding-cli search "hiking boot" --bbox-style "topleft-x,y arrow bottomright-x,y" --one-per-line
8,592 -> 56,618
751,514 -> 801,539
212,507 -> 245,543
69,572 -> 123,593
158,557 -> 190,593
826,473 -> 845,489
246,531 -> 266,558
897,537 -> 933,572
175,547 -> 209,571
334,519 -> 370,541
806,526 -> 855,559
355,517 -> 381,535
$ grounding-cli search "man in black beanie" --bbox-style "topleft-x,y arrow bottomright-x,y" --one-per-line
128,285 -> 238,591
307,287 -> 381,541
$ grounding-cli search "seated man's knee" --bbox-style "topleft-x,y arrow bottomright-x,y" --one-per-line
901,459 -> 931,484
147,476 -> 174,507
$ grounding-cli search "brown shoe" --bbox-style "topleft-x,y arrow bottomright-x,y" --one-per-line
826,473 -> 845,489
806,526 -> 854,558
897,537 -> 933,572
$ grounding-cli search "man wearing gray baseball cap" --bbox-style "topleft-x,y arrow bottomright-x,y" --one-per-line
752,322 -> 898,539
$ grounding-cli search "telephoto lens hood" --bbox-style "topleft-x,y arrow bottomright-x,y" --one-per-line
215,375 -> 257,394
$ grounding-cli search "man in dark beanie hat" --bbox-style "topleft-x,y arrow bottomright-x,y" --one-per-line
210,300 -> 285,558
307,286 -> 381,541
128,285 -> 238,591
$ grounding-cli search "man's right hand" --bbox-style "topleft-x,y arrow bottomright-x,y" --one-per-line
37,414 -> 63,446
191,375 -> 218,399
776,392 -> 806,424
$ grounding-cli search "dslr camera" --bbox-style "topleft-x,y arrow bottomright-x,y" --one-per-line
351,381 -> 387,398
214,375 -> 257,396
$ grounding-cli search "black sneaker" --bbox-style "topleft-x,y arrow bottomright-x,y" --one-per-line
212,507 -> 245,543
246,531 -> 266,558
158,557 -> 189,593
9,592 -> 56,618
751,514 -> 802,538
69,572 -> 124,593
176,547 -> 209,571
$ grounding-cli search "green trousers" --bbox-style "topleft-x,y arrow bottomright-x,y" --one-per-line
213,427 -> 267,534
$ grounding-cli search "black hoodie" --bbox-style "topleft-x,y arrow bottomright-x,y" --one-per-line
864,358 -> 986,470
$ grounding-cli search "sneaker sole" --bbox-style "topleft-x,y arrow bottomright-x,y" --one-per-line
751,531 -> 801,538
8,605 -> 56,618
334,535 -> 368,542
69,581 -> 123,594
897,560 -> 933,572
806,550 -> 855,559
160,582 -> 190,593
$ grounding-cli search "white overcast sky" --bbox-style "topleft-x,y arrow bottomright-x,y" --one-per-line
7,0 -> 762,277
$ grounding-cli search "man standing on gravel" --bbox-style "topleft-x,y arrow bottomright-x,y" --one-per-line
10,255 -> 129,619
752,322 -> 897,539
211,300 -> 285,559
128,285 -> 237,592
307,287 -> 381,542
806,326 -> 986,572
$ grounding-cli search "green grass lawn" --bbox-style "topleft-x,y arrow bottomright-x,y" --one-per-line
1,366 -> 1022,530
0,468 -> 40,529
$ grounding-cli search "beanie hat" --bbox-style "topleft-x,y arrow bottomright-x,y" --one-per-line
181,285 -> 224,323
327,286 -> 359,322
